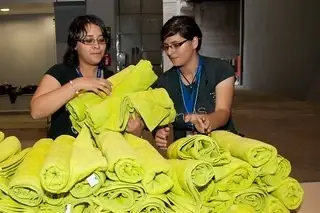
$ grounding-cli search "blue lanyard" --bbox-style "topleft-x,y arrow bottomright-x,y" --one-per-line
75,67 -> 103,78
177,57 -> 203,114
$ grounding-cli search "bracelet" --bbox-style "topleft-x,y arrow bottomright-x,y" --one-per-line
69,80 -> 79,95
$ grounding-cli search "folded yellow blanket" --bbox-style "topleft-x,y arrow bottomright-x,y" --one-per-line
210,130 -> 277,167
270,177 -> 304,210
127,88 -> 176,131
166,192 -> 197,213
125,133 -> 173,194
8,138 -> 52,207
264,195 -> 289,213
202,191 -> 234,213
168,159 -> 215,207
0,195 -> 38,213
212,157 -> 255,192
167,135 -> 230,166
0,148 -> 30,178
108,60 -> 158,96
0,130 -> 4,142
70,171 -> 106,199
95,131 -> 144,183
94,180 -> 145,212
40,135 -> 75,193
63,126 -> 108,192
131,195 -> 170,213
0,136 -> 21,163
232,185 -> 268,213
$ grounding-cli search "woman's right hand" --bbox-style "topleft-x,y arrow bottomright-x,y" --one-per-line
73,77 -> 112,95
155,126 -> 170,150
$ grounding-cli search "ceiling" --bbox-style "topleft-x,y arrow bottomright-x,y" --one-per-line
0,2 -> 53,15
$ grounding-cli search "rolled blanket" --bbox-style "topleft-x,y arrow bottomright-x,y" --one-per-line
95,131 -> 144,183
86,95 -> 133,133
0,130 -> 4,142
255,155 -> 291,190
69,198 -> 96,213
127,88 -> 176,131
108,60 -> 157,96
131,195 -> 170,213
70,171 -> 106,198
0,136 -> 21,163
124,133 -> 173,194
212,157 -> 255,192
67,92 -> 103,122
40,135 -> 74,193
166,192 -> 197,213
0,195 -> 38,213
63,126 -> 108,192
232,185 -> 268,213
8,139 -> 52,206
202,191 -> 234,213
94,180 -> 145,212
210,130 -> 277,167
167,135 -> 230,166
0,148 -> 30,178
168,159 -> 215,206
253,155 -> 278,177
264,195 -> 289,213
270,177 -> 304,210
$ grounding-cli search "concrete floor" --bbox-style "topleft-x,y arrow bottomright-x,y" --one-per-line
0,89 -> 319,182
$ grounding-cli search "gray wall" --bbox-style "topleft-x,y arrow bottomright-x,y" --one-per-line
243,0 -> 320,101
0,14 -> 56,86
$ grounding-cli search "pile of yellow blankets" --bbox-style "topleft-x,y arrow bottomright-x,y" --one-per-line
0,59 -> 304,213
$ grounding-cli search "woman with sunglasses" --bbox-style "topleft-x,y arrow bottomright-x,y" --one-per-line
30,15 -> 115,139
154,15 -> 238,150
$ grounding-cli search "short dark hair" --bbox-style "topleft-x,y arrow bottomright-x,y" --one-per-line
63,15 -> 109,67
160,15 -> 202,51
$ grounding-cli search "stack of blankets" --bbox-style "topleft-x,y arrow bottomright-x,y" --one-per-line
0,60 -> 304,213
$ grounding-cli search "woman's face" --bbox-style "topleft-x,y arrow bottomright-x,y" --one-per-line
162,33 -> 198,67
76,23 -> 106,66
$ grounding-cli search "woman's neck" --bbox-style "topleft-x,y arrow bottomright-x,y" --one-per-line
179,53 -> 199,84
78,62 -> 98,77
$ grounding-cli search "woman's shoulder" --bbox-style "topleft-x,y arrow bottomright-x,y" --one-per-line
202,56 -> 235,83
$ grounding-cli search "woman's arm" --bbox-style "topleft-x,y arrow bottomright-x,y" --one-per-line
30,75 -> 76,119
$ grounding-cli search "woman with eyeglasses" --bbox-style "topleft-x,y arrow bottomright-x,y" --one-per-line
30,15 -> 114,139
154,15 -> 238,150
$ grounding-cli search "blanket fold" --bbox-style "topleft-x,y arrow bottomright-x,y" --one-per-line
0,195 -> 38,213
125,133 -> 173,194
212,157 -> 255,192
264,195 -> 289,213
167,135 -> 230,166
202,191 -> 234,213
8,139 -> 53,206
210,130 -> 277,167
0,131 -> 4,142
232,185 -> 268,213
40,135 -> 75,193
0,148 -> 30,178
130,194 -> 170,213
0,136 -> 21,163
95,131 -> 144,183
94,180 -> 145,212
270,177 -> 304,210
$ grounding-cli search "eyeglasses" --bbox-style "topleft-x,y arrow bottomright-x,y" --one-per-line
79,36 -> 107,45
161,39 -> 189,52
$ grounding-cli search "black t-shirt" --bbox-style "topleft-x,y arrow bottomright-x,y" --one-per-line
154,56 -> 238,140
45,63 -> 114,139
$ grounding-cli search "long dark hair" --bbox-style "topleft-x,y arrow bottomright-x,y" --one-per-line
63,15 -> 109,67
161,15 -> 202,51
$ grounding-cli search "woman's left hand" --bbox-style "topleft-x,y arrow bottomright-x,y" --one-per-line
125,112 -> 145,137
184,114 -> 212,134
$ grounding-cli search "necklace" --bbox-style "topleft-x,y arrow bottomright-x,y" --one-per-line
179,71 -> 197,88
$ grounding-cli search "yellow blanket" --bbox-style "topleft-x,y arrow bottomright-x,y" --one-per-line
0,148 -> 30,178
125,133 -> 173,194
167,135 -> 230,166
131,195 -> 170,213
40,135 -> 75,193
0,136 -> 21,163
0,130 -> 4,142
95,131 -> 144,183
270,177 -> 304,210
0,195 -> 38,213
94,180 -> 145,212
8,139 -> 52,207
210,130 -> 277,167
168,159 -> 215,207
232,185 -> 268,213
70,171 -> 106,199
202,191 -> 234,213
264,195 -> 289,213
212,157 -> 255,192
